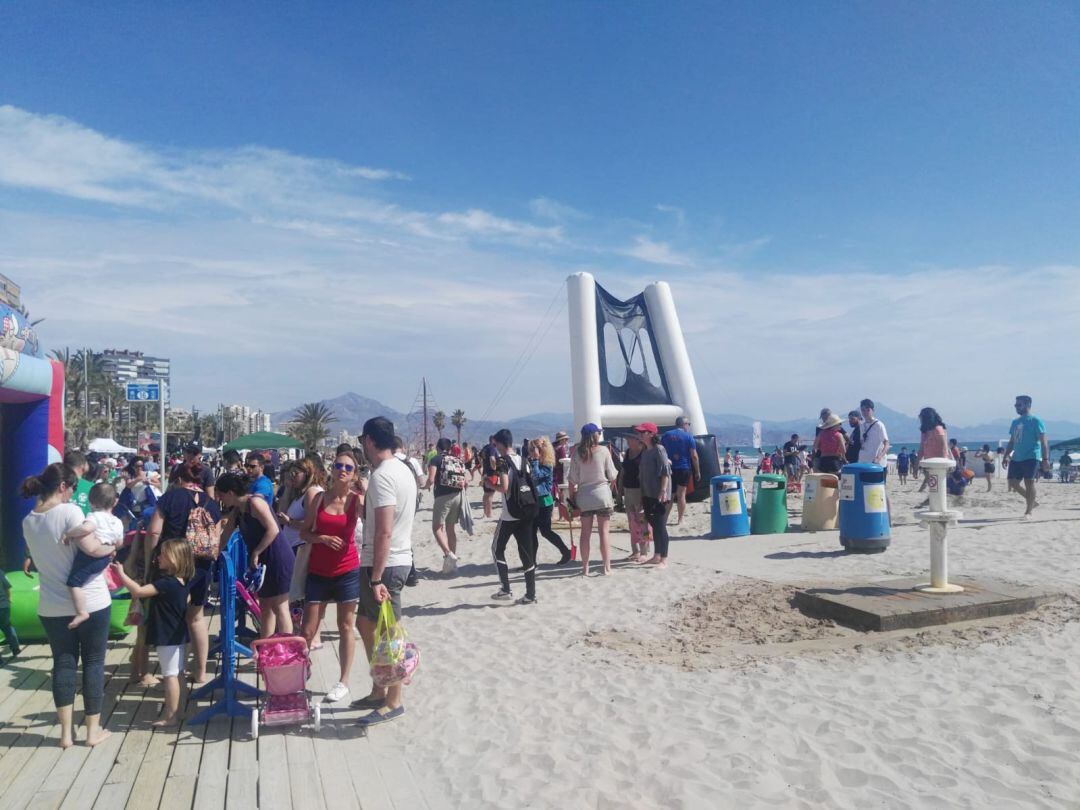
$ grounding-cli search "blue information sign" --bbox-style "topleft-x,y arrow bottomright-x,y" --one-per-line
126,381 -> 160,402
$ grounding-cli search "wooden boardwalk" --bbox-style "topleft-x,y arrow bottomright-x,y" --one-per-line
0,611 -> 439,810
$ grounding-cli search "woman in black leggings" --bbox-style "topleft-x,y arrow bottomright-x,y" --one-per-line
21,463 -> 113,748
633,423 -> 672,569
528,437 -> 571,565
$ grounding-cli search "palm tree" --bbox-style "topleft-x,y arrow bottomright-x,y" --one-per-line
432,410 -> 446,439
286,402 -> 338,452
451,409 -> 467,444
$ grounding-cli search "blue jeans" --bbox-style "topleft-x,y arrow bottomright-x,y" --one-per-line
40,606 -> 110,715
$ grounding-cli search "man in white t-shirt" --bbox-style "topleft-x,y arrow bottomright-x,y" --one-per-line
857,398 -> 890,469
353,416 -> 417,727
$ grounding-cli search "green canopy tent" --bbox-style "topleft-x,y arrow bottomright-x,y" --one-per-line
223,431 -> 304,451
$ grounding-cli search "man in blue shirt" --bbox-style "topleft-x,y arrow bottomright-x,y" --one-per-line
660,416 -> 699,525
245,453 -> 275,505
1003,394 -> 1050,516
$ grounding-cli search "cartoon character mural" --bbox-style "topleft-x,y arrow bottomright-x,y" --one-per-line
0,303 -> 65,571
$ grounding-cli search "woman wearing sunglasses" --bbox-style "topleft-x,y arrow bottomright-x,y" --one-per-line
299,450 -> 363,704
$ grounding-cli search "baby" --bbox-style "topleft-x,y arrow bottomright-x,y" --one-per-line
62,482 -> 124,629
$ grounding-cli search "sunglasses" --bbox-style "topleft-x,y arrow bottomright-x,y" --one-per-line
334,462 -> 355,472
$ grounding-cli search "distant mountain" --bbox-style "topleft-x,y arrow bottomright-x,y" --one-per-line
271,392 -> 406,436
272,393 -> 1080,450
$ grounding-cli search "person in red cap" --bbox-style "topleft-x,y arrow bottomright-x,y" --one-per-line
633,422 -> 672,568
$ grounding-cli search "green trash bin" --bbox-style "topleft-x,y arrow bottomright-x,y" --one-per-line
751,473 -> 788,534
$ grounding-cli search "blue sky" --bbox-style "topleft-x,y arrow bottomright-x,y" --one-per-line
3,3 -> 1079,423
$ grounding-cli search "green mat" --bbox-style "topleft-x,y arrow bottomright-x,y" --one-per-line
6,572 -> 133,642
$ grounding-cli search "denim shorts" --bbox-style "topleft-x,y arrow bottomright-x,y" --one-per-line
305,567 -> 362,604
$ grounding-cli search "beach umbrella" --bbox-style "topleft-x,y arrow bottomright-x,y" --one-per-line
88,437 -> 138,454
223,431 -> 304,451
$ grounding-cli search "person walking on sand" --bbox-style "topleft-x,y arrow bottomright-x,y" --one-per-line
425,437 -> 467,573
528,437 -> 572,565
568,424 -> 618,577
635,423 -> 672,568
1003,395 -> 1050,517
896,448 -> 910,485
975,444 -> 996,492
352,416 -> 417,725
490,429 -> 539,601
661,417 -> 699,525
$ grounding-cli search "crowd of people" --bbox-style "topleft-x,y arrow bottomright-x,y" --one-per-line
12,394 -> 1064,746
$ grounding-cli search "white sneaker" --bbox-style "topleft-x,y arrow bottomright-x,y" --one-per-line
325,682 -> 350,703
442,553 -> 459,574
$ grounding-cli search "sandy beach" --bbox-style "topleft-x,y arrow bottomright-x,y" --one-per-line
366,471 -> 1080,809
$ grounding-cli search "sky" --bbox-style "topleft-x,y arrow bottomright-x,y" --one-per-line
2,3 -> 1079,424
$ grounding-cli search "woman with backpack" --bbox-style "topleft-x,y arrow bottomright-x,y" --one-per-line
567,423 -> 618,577
426,437 -> 467,573
142,461 -> 221,686
216,473 -> 295,637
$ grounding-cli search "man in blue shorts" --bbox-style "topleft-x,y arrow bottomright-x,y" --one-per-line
660,416 -> 699,525
1003,395 -> 1050,517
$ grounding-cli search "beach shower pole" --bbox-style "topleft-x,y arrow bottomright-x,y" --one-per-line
915,457 -> 964,594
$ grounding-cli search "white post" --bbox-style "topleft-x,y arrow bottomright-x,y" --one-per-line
642,281 -> 707,432
915,457 -> 963,594
159,379 -> 167,488
567,273 -> 602,432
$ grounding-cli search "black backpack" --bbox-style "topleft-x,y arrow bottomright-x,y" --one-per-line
505,453 -> 539,521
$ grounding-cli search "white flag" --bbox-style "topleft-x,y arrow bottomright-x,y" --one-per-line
752,421 -> 762,449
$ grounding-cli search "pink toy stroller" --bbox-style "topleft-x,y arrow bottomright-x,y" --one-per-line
250,635 -> 320,738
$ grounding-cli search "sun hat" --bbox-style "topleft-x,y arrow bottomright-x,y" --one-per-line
554,431 -> 569,442
821,414 -> 843,430
632,422 -> 659,435
580,423 -> 601,436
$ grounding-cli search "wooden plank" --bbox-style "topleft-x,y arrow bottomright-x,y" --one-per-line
225,653 -> 259,810
308,629 -> 362,810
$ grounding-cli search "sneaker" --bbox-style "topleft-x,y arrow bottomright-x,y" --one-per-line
515,595 -> 537,606
491,589 -> 513,600
556,550 -> 572,566
441,553 -> 458,574
324,682 -> 350,703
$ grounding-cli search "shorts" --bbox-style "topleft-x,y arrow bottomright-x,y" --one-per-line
305,567 -> 361,604
818,456 -> 843,475
188,559 -> 214,607
157,643 -> 186,677
357,565 -> 410,623
671,469 -> 692,488
581,507 -> 614,517
432,492 -> 462,528
984,463 -> 996,474
67,550 -> 112,589
482,475 -> 499,493
1007,459 -> 1037,481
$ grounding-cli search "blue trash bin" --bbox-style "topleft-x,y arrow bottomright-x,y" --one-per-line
838,463 -> 890,551
710,475 -> 750,538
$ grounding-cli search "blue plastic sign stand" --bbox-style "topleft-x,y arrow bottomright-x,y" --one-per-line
189,533 -> 258,725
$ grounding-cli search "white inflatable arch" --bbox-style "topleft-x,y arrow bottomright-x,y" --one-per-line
567,272 -> 706,434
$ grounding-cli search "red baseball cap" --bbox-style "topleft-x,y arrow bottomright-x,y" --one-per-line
632,422 -> 658,435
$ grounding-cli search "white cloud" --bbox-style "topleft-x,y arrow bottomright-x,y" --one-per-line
621,236 -> 693,267
529,197 -> 587,222
436,209 -> 563,243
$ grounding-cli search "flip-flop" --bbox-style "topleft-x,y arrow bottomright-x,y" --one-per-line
350,695 -> 385,710
357,706 -> 405,727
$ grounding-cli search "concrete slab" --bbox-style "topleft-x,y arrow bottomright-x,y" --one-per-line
793,577 -> 1063,631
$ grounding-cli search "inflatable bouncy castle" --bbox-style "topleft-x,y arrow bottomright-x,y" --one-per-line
566,272 -> 720,501
0,304 -> 65,570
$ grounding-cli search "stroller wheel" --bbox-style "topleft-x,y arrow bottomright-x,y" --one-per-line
313,704 -> 321,733
250,708 -> 259,740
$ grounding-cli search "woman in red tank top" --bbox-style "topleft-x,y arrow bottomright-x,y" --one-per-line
300,450 -> 362,703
